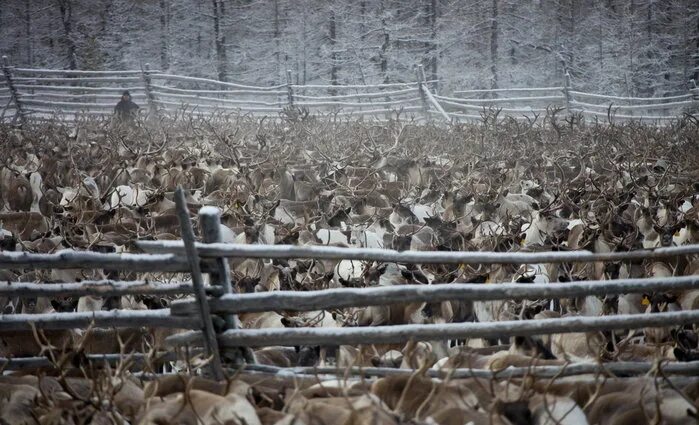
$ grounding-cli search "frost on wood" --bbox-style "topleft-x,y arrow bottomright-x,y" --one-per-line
0,249 -> 190,271
166,310 -> 699,348
137,241 -> 699,265
0,309 -> 201,330
169,275 -> 699,315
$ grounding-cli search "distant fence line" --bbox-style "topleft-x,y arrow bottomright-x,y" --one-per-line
1,57 -> 697,125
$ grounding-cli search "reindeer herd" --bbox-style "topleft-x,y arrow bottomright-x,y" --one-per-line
0,112 -> 699,424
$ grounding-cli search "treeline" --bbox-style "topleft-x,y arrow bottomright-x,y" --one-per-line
0,0 -> 697,96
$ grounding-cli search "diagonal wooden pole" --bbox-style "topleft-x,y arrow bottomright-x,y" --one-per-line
199,206 -> 255,365
174,187 -> 224,380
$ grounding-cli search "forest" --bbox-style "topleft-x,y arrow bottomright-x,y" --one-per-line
0,1 -> 698,98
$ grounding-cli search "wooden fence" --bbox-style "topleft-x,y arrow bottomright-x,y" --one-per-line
2,187 -> 699,380
1,59 -> 696,125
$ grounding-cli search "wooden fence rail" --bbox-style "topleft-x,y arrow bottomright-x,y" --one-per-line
167,310 -> 699,348
245,361 -> 699,379
2,198 -> 699,378
0,61 -> 695,124
0,250 -> 190,272
169,275 -> 699,316
0,309 -> 200,331
0,280 -> 219,298
137,240 -> 699,264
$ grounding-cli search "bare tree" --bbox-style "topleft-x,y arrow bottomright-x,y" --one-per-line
160,0 -> 170,70
329,6 -> 338,94
55,0 -> 78,69
490,0 -> 498,92
212,0 -> 227,81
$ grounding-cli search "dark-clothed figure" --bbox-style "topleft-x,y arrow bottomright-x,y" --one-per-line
114,90 -> 139,122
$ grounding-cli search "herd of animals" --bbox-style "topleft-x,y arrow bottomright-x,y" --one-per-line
0,113 -> 699,424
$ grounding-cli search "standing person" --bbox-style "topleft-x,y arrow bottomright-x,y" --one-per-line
114,90 -> 140,123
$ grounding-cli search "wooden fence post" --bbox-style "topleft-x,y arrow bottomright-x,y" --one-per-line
175,188 -> 225,380
562,70 -> 572,114
690,79 -> 699,113
416,64 -> 430,120
417,63 -> 449,123
199,207 -> 254,365
142,63 -> 159,118
2,56 -> 25,126
286,69 -> 294,107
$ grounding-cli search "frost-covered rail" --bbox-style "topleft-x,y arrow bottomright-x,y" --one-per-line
167,310 -> 699,348
0,308 -> 200,331
0,250 -> 190,272
245,361 -> 699,379
169,275 -> 699,315
138,240 -> 699,264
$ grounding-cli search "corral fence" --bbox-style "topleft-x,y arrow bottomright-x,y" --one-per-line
1,57 -> 697,126
2,187 -> 699,380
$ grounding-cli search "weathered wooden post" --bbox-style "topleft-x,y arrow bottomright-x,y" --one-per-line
690,79 -> 699,113
175,188 -> 225,380
562,70 -> 572,114
141,63 -> 159,119
417,63 -> 449,123
286,69 -> 294,107
415,64 -> 430,120
199,206 -> 255,366
2,56 -> 25,126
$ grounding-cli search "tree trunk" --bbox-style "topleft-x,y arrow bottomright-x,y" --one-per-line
212,0 -> 227,81
302,4 -> 307,84
56,0 -> 77,70
429,0 -> 438,86
274,0 -> 281,82
360,0 -> 366,42
490,0 -> 498,92
160,0 -> 169,70
379,0 -> 389,83
329,7 -> 338,94
696,13 -> 699,81
25,0 -> 32,66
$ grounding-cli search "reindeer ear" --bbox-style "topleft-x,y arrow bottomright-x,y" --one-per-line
413,270 -> 429,285
281,317 -> 292,327
400,269 -> 414,281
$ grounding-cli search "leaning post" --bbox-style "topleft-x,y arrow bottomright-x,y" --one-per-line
174,188 -> 225,380
2,56 -> 25,126
199,207 -> 255,366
